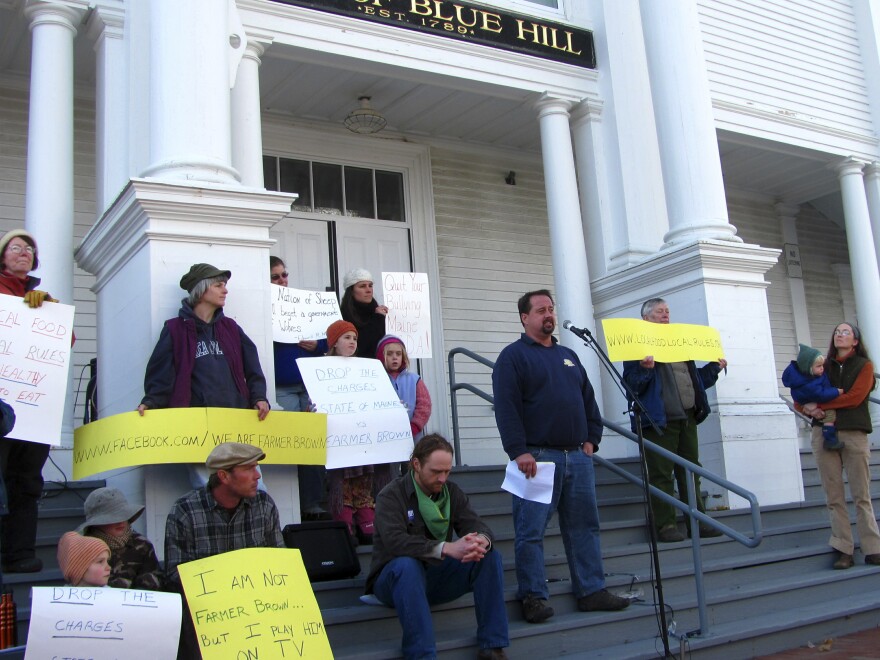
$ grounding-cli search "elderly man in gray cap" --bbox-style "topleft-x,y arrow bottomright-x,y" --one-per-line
165,442 -> 284,659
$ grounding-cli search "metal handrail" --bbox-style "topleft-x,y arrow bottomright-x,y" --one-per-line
448,347 -> 496,466
448,346 -> 764,636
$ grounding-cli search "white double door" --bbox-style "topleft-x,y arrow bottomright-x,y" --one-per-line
270,217 -> 411,301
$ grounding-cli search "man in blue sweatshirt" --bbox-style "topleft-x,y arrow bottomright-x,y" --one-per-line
492,289 -> 628,624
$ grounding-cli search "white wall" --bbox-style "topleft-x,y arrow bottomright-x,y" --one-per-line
0,78 -> 98,453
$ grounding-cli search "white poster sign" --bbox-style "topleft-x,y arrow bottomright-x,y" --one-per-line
25,586 -> 181,660
0,295 -> 75,446
297,356 -> 413,469
271,284 -> 342,343
381,272 -> 432,358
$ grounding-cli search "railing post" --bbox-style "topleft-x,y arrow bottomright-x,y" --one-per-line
686,465 -> 710,636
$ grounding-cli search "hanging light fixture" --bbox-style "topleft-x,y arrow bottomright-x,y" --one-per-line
344,96 -> 387,135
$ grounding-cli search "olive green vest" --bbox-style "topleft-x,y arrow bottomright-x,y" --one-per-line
826,354 -> 874,433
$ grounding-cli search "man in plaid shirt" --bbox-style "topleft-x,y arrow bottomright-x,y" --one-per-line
165,442 -> 284,658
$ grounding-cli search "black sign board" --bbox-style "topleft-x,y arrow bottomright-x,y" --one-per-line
271,0 -> 595,69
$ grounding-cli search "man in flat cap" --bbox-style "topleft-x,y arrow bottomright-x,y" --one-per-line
164,442 -> 284,658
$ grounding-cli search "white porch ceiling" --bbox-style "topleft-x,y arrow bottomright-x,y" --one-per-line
0,1 -> 845,219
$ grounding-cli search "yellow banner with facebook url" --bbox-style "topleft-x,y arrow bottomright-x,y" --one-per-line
73,408 -> 326,480
602,318 -> 725,363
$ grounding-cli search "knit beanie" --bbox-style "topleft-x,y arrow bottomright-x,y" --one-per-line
796,343 -> 823,375
342,268 -> 372,291
376,334 -> 406,361
57,531 -> 110,586
0,228 -> 39,270
327,320 -> 358,350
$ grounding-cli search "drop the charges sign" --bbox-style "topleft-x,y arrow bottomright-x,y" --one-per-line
273,0 -> 595,68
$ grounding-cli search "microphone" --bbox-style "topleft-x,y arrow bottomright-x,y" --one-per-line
562,320 -> 592,340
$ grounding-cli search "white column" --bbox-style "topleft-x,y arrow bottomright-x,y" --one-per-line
833,157 -> 880,352
776,203 -> 812,347
143,0 -> 238,183
23,2 -> 80,303
863,162 -> 880,275
536,95 -> 602,411
87,8 -> 128,214
570,99 -> 611,280
231,40 -> 268,188
639,0 -> 739,246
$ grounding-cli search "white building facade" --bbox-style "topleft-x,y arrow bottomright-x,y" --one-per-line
2,0 -> 880,546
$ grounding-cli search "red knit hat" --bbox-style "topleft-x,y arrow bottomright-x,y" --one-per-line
327,320 -> 357,350
57,531 -> 110,586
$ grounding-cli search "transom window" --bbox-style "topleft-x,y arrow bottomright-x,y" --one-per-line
263,156 -> 406,222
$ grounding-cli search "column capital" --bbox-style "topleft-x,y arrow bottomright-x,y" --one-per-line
85,4 -> 125,43
864,161 -> 880,179
534,93 -> 575,120
829,156 -> 866,177
570,97 -> 604,126
773,201 -> 800,221
24,0 -> 88,32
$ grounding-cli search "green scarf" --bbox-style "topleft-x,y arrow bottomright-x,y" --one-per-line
412,471 -> 451,541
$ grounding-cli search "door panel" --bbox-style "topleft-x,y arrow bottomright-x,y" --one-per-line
336,223 -> 411,302
270,218 -> 332,291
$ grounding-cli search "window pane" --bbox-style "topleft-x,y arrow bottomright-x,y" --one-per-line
279,158 -> 312,210
376,170 -> 405,222
263,156 -> 278,191
344,166 -> 374,218
312,162 -> 343,214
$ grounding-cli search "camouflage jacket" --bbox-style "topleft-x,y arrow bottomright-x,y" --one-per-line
92,530 -> 164,591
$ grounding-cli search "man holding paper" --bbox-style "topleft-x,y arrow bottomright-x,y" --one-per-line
365,434 -> 509,660
622,298 -> 727,543
492,289 -> 628,625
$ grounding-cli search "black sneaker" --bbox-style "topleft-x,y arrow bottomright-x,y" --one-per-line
521,595 -> 554,623
657,524 -> 685,543
577,589 -> 630,612
2,557 -> 43,573
687,523 -> 723,539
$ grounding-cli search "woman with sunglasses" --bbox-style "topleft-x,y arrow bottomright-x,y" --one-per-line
801,322 -> 880,569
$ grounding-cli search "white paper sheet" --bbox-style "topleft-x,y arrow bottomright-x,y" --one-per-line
297,356 -> 413,469
0,295 -> 75,445
500,460 -> 555,504
25,586 -> 181,660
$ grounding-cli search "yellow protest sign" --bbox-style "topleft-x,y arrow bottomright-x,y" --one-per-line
602,318 -> 725,363
178,547 -> 333,660
73,408 -> 326,480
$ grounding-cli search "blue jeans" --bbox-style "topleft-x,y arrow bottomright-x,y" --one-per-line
513,447 -> 605,600
277,385 -> 326,511
373,552 -> 509,659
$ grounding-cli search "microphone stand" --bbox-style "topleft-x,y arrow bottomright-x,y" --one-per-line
564,322 -> 673,659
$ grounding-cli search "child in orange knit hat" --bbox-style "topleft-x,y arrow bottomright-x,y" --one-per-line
57,531 -> 111,587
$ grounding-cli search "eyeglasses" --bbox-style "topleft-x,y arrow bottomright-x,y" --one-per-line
834,329 -> 853,336
270,272 -> 289,281
7,245 -> 34,255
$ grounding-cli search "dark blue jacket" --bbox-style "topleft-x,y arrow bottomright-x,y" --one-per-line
622,359 -> 722,432
0,398 -> 14,516
273,339 -> 328,387
493,334 -> 602,460
781,361 -> 839,405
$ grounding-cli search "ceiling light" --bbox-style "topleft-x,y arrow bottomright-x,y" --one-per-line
344,96 -> 387,135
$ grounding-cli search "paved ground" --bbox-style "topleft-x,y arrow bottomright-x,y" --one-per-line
756,625 -> 880,659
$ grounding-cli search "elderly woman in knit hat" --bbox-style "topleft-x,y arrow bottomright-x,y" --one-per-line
138,263 -> 269,419
0,229 -> 62,574
78,487 -> 163,590
57,532 -> 111,587
340,268 -> 388,359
